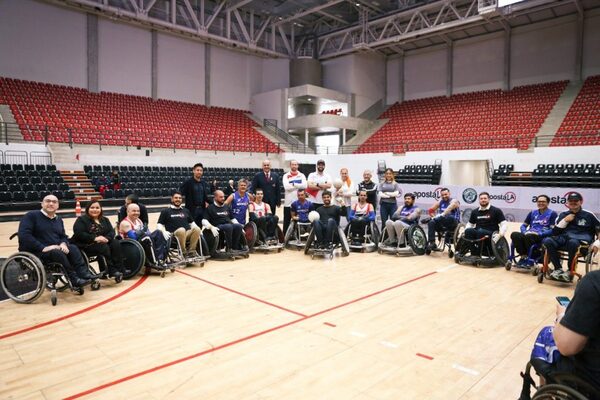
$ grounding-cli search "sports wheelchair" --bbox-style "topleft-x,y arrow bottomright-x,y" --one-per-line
119,234 -> 176,278
519,360 -> 600,400
536,240 -> 597,284
344,220 -> 380,253
0,233 -> 100,306
453,229 -> 510,267
202,225 -> 250,261
165,234 -> 210,268
505,242 -> 544,274
378,223 -> 427,256
244,221 -> 285,253
421,216 -> 464,258
304,223 -> 350,259
284,220 -> 312,250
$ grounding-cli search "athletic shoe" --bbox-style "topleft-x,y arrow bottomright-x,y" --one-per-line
550,269 -> 564,280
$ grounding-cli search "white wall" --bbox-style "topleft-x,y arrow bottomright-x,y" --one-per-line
511,17 -> 577,87
250,89 -> 284,126
583,13 -> 600,78
156,33 -> 205,104
260,58 -> 290,93
211,46 -> 257,109
453,34 -> 504,94
386,56 -> 402,104
404,46 -> 447,100
0,0 -> 87,88
98,19 -> 152,96
285,146 -> 600,187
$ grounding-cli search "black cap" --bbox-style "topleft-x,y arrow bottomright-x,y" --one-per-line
567,192 -> 583,201
317,159 -> 325,165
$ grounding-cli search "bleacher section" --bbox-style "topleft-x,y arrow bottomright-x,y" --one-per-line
0,77 -> 280,154
492,163 -> 600,188
0,164 -> 73,203
552,75 -> 600,147
356,81 -> 568,153
395,164 -> 442,185
85,165 -> 285,200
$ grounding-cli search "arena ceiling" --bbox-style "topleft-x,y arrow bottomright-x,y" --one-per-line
48,0 -> 599,59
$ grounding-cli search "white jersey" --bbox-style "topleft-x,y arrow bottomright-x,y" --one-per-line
282,170 -> 307,207
250,201 -> 271,218
306,171 -> 332,204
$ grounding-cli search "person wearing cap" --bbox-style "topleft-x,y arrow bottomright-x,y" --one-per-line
307,159 -> 332,209
250,159 -> 281,216
542,192 -> 600,282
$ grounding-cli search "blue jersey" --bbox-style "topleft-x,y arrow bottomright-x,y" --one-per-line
522,209 -> 557,237
439,198 -> 460,221
230,192 -> 249,224
291,200 -> 312,223
395,205 -> 419,224
531,326 -> 560,364
554,209 -> 600,242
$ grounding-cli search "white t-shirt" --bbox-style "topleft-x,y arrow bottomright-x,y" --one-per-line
306,171 -> 332,204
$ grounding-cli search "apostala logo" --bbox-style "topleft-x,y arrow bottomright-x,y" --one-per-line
531,192 -> 578,206
489,191 -> 516,203
462,188 -> 478,204
413,187 -> 442,200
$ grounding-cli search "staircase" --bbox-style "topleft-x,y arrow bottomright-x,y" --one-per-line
531,81 -> 583,148
60,170 -> 102,202
0,105 -> 25,143
343,118 -> 389,149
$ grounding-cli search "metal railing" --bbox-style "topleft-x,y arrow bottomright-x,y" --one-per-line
263,119 -> 304,147
2,121 -> 599,155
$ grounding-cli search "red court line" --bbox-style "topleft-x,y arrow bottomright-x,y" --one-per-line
0,274 -> 149,340
323,322 -> 336,327
64,270 -> 437,399
176,269 -> 308,317
416,353 -> 434,360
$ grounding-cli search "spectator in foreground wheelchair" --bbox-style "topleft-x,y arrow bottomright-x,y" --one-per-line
72,200 -> 126,280
384,193 -> 421,247
464,192 -> 507,254
312,190 -> 346,249
347,190 -> 376,245
425,188 -> 460,252
510,194 -> 557,267
249,188 -> 279,243
202,190 -> 244,254
157,191 -> 202,259
18,194 -> 96,287
542,192 -> 600,282
119,203 -> 168,268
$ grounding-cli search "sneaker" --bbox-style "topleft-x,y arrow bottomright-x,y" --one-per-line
186,250 -> 200,258
550,269 -> 564,280
559,270 -> 571,282
352,240 -> 362,246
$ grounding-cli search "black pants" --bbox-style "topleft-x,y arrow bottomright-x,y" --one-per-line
217,223 -> 243,250
542,234 -> 588,271
349,218 -> 369,238
510,232 -> 543,257
283,206 -> 292,235
427,216 -> 458,244
252,215 -> 279,240
38,245 -> 90,281
464,227 -> 493,255
314,219 -> 338,245
82,240 -> 124,274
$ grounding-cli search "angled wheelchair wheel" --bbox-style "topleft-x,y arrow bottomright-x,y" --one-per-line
120,239 -> 146,279
370,223 -> 380,249
244,222 -> 257,249
453,223 -> 466,251
407,225 -> 427,255
304,227 -> 316,255
585,250 -> 598,273
532,383 -> 589,400
276,225 -> 285,243
284,221 -> 296,245
338,226 -> 350,257
0,252 -> 46,304
491,234 -> 510,266
461,208 -> 472,224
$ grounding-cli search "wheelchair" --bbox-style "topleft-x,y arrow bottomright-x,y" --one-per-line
244,221 -> 285,253
453,229 -> 510,267
421,216 -> 464,258
0,233 -> 100,306
81,251 -> 123,284
284,220 -> 312,250
378,222 -> 427,256
202,225 -> 250,261
537,241 -> 596,284
119,238 -> 146,279
166,234 -> 209,268
505,242 -> 544,275
304,223 -> 350,259
344,220 -> 380,253
519,360 -> 600,400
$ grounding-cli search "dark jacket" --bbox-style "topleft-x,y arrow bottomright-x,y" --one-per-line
180,177 -> 212,221
250,171 -> 281,210
72,215 -> 117,246
18,210 -> 69,253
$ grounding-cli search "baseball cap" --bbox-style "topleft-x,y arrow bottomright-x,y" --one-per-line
317,159 -> 325,165
566,192 -> 583,201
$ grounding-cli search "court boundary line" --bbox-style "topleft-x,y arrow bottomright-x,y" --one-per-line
0,274 -> 149,340
64,270 -> 437,399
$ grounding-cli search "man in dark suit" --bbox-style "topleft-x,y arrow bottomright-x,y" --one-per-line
179,163 -> 212,226
250,159 -> 281,215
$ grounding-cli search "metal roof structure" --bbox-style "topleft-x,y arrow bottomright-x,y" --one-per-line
45,0 -> 599,59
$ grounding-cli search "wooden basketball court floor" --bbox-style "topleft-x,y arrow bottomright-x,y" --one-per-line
0,212 -> 581,400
